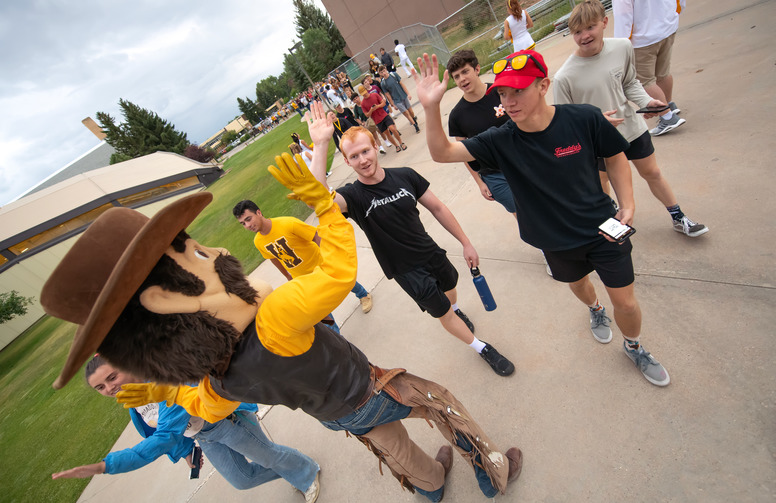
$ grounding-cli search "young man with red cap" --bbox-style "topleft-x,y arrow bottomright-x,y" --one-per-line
414,50 -> 671,387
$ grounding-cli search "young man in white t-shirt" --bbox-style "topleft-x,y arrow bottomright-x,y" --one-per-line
394,39 -> 414,77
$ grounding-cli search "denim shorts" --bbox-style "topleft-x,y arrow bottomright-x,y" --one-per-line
480,172 -> 517,213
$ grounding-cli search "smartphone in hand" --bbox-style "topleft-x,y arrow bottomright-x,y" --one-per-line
599,217 -> 636,243
635,105 -> 669,114
190,446 -> 202,479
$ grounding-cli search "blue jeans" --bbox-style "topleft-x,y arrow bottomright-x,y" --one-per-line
196,410 -> 319,492
351,281 -> 368,299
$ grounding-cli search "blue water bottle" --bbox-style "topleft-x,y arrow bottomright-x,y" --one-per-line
471,267 -> 497,311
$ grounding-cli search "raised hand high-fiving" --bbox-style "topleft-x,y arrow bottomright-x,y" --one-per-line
412,53 -> 450,109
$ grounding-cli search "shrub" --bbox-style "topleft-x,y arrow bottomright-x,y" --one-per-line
183,144 -> 215,163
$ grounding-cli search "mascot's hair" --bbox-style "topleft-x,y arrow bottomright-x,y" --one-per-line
98,231 -> 258,385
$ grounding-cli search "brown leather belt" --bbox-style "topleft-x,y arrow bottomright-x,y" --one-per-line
355,365 -> 406,410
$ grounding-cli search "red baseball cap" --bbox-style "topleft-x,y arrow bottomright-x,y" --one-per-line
486,50 -> 548,94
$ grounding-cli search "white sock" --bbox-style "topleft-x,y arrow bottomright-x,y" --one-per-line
661,110 -> 674,121
470,337 -> 486,353
451,303 -> 459,312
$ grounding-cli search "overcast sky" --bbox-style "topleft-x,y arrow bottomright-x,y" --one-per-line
0,0 -> 327,206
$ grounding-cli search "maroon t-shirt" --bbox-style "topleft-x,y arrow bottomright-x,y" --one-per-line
361,93 -> 388,124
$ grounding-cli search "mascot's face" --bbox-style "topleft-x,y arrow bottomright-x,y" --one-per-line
139,237 -> 271,333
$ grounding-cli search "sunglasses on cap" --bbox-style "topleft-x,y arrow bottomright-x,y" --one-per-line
492,53 -> 547,76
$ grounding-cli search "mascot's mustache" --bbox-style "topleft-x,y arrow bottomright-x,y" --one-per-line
213,253 -> 259,305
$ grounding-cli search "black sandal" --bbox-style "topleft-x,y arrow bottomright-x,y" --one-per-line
400,143 -> 407,151
396,145 -> 402,153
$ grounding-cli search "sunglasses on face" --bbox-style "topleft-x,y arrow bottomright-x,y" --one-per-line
492,54 -> 546,76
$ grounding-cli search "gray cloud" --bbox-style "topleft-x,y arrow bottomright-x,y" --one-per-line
0,1 -> 312,205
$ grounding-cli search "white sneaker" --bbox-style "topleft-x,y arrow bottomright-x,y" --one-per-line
303,472 -> 320,502
378,146 -> 386,155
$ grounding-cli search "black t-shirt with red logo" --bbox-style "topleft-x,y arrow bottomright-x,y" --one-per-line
463,104 -> 629,251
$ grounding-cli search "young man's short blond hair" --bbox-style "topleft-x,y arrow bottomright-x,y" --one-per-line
568,0 -> 606,33
340,126 -> 376,157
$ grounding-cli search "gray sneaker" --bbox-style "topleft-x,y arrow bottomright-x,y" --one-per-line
668,101 -> 681,114
623,341 -> 670,386
650,114 -> 686,136
673,215 -> 709,237
589,307 -> 612,343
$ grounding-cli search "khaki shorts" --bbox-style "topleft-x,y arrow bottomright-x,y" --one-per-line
634,32 -> 676,86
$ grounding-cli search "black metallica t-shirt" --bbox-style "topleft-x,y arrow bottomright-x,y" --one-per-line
338,167 -> 443,278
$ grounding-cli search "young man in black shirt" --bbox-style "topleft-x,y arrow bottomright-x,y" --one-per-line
415,50 -> 670,387
304,102 -> 515,377
447,50 -> 514,217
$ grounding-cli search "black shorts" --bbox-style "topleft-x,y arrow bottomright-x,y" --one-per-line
597,130 -> 655,171
376,115 -> 395,133
392,250 -> 459,318
543,237 -> 635,288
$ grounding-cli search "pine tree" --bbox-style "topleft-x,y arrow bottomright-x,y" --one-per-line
96,99 -> 190,164
292,0 -> 346,53
237,97 -> 261,124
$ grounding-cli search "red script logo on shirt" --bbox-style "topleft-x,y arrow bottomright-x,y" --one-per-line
554,143 -> 582,158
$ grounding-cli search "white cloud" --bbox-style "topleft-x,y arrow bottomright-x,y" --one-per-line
0,0 -> 327,205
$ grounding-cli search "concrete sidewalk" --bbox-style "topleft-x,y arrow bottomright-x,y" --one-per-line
78,1 -> 775,501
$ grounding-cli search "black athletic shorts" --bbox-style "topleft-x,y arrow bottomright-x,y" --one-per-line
392,249 -> 458,318
597,130 -> 656,171
543,237 -> 635,288
376,115 -> 395,133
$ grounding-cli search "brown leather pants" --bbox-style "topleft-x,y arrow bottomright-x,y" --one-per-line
353,369 -> 509,495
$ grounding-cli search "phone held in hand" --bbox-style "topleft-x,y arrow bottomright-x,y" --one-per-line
190,446 -> 202,479
635,105 -> 669,114
599,217 -> 636,243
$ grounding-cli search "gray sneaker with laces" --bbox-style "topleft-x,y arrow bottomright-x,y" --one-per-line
589,306 -> 612,343
650,113 -> 686,136
668,101 -> 681,114
673,215 -> 709,237
623,341 -> 670,386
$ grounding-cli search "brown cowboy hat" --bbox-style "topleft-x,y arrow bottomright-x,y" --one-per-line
40,192 -> 213,389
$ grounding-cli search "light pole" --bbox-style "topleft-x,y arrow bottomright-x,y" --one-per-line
289,41 -> 331,111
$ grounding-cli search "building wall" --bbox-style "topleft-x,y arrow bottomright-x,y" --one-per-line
322,0 -> 465,55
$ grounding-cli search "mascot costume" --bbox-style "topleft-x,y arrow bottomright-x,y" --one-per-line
40,105 -> 522,500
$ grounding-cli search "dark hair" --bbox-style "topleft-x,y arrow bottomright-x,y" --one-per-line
84,354 -> 109,383
232,200 -> 259,218
394,39 -> 399,45
378,65 -> 386,72
97,232 -> 258,385
447,49 -> 479,74
291,132 -> 300,144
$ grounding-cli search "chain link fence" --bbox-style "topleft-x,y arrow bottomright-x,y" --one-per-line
333,23 -> 451,83
330,0 -> 593,89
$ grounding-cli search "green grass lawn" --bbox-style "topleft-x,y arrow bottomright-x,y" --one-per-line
0,316 -> 129,503
187,116 -> 334,273
0,116 -> 333,503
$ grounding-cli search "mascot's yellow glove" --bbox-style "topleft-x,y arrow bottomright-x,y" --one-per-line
268,152 -> 335,216
116,382 -> 178,409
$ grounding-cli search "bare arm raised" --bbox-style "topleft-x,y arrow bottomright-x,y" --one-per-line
413,53 -> 475,164
306,101 -> 348,212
